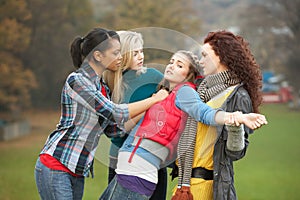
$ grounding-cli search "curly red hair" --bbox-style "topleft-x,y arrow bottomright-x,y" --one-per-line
204,30 -> 263,113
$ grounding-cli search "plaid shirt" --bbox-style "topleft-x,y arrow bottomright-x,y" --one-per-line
40,63 -> 129,177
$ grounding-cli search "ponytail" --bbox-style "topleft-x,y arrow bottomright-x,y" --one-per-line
70,36 -> 84,69
69,28 -> 120,69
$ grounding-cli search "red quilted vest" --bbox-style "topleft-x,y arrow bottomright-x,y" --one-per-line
128,82 -> 196,162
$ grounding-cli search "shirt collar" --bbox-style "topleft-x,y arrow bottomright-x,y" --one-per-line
79,61 -> 98,82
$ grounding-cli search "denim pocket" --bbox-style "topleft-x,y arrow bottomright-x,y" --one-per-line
35,164 -> 42,172
34,158 -> 43,194
34,158 -> 43,174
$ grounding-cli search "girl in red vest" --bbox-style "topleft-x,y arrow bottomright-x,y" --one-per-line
99,50 -> 267,200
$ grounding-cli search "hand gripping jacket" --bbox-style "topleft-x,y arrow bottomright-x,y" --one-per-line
128,82 -> 196,163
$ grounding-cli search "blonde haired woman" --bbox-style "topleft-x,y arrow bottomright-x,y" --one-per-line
104,31 -> 166,199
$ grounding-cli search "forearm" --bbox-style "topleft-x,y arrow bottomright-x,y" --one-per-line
124,113 -> 144,132
214,110 -> 228,124
127,96 -> 159,118
127,89 -> 168,118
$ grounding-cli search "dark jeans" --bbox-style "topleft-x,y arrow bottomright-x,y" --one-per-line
108,167 -> 167,200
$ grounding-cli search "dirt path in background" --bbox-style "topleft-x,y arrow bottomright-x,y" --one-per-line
0,109 -> 60,149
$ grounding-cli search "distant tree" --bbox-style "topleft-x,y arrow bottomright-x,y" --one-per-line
0,0 -> 37,114
0,52 -> 36,112
22,0 -> 95,108
235,3 -> 284,71
236,0 -> 300,94
112,0 -> 199,32
93,0 -> 202,63
273,0 -> 300,95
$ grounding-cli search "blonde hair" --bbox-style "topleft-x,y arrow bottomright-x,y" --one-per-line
104,31 -> 146,103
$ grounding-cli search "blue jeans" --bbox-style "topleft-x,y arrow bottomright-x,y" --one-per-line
100,177 -> 150,200
34,157 -> 85,200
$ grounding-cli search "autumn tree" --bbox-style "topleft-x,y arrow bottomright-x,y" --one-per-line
22,0 -> 95,108
0,0 -> 37,114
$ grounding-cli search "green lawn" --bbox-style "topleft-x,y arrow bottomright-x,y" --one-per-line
0,104 -> 299,199
234,104 -> 300,200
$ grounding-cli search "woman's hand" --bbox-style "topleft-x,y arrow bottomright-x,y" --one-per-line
152,89 -> 169,102
239,112 -> 268,129
127,89 -> 169,119
228,111 -> 268,130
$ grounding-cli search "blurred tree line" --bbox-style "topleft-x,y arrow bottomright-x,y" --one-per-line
0,0 -> 299,115
237,0 -> 300,95
0,0 -> 94,115
0,1 -> 36,114
0,0 -> 200,114
192,0 -> 300,99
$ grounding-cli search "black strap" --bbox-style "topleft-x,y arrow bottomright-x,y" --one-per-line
191,167 -> 213,180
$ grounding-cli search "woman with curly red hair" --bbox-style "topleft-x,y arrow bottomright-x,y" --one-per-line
172,30 -> 264,200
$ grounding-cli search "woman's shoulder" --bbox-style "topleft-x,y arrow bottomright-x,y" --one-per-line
66,71 -> 84,84
232,85 -> 251,99
226,85 -> 252,112
176,82 -> 196,90
176,84 -> 198,98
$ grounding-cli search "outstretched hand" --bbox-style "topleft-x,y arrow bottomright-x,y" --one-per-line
230,111 -> 268,130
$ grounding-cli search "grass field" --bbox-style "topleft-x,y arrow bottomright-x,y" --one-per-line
0,104 -> 299,200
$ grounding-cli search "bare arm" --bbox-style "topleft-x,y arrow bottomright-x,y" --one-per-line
124,112 -> 144,132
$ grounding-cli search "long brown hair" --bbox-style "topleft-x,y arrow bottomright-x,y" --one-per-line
204,30 -> 262,113
158,50 -> 200,91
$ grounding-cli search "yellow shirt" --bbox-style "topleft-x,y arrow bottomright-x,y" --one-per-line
190,86 -> 235,200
